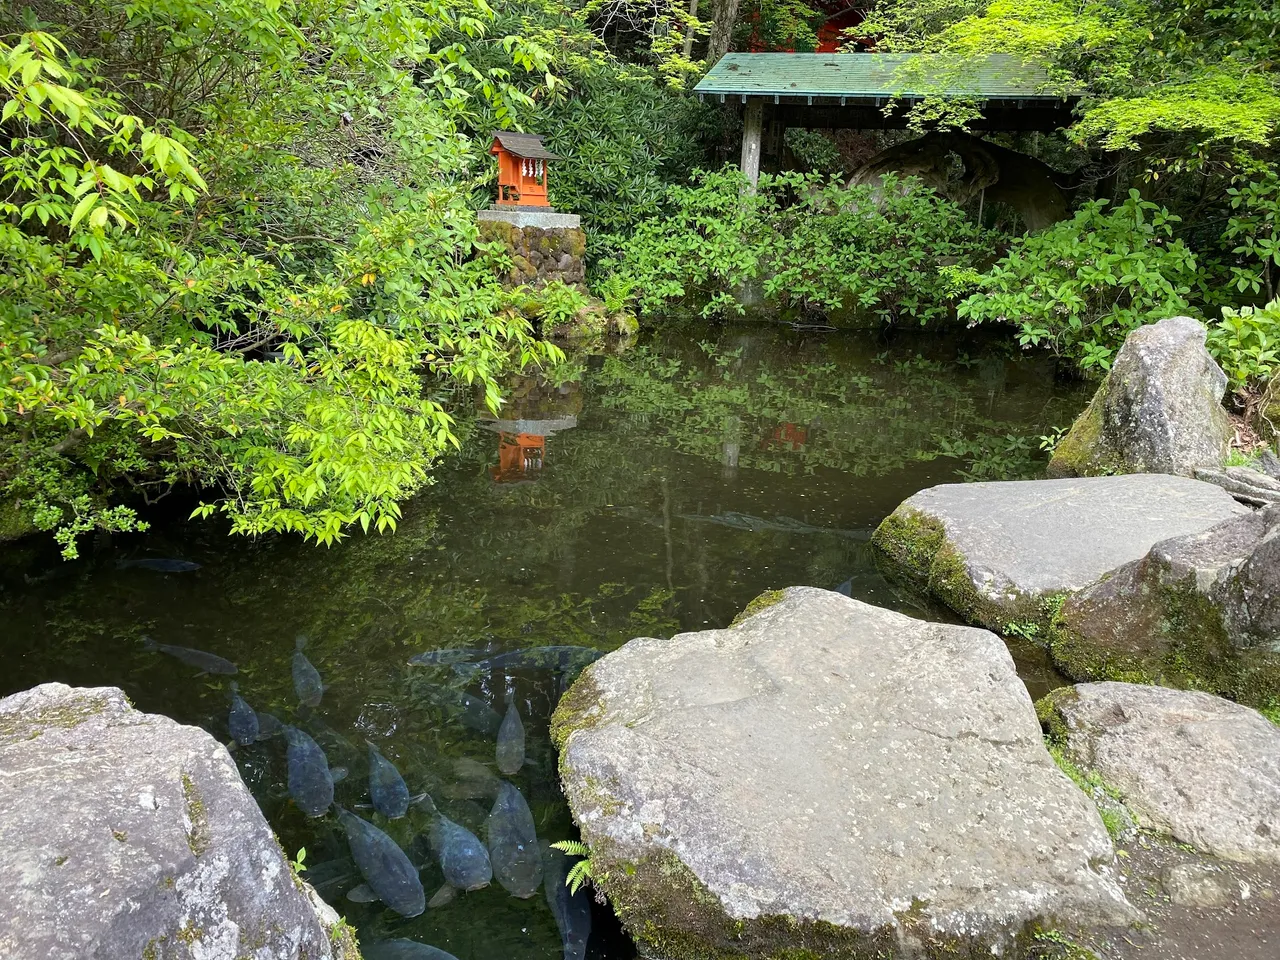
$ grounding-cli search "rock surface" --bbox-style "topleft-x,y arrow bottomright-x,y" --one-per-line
871,474 -> 1246,630
0,683 -> 348,960
1049,316 -> 1232,477
1161,864 -> 1231,908
553,587 -> 1136,959
1046,682 -> 1280,864
1195,465 -> 1280,507
1054,506 -> 1280,705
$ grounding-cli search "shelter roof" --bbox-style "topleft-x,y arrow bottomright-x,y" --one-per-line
490,131 -> 560,160
695,53 -> 1069,102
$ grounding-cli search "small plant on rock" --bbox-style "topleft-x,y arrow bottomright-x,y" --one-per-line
550,839 -> 596,894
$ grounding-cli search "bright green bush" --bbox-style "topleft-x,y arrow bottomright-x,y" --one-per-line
0,2 -> 563,556
610,167 -> 1001,323
1207,299 -> 1280,394
957,192 -> 1203,373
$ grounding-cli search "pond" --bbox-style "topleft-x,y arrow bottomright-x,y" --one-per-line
0,322 -> 1091,960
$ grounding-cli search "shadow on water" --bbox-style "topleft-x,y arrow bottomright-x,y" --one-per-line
0,322 -> 1092,959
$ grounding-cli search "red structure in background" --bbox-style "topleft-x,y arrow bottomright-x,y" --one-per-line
764,422 -> 810,452
490,131 -> 560,210
745,3 -> 870,53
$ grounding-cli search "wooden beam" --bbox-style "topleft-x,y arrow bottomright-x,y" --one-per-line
740,99 -> 764,190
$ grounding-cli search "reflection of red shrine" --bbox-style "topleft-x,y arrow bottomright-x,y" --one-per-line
764,422 -> 809,452
480,374 -> 582,484
492,433 -> 546,482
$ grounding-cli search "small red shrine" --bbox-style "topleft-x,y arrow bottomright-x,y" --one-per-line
490,131 -> 560,210
490,432 -> 546,483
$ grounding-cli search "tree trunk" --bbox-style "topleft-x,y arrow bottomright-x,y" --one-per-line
707,0 -> 740,66
682,0 -> 699,59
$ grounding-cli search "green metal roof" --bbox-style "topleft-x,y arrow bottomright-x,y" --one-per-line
695,53 -> 1066,101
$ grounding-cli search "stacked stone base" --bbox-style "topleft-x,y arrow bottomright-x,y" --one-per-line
477,209 -> 585,287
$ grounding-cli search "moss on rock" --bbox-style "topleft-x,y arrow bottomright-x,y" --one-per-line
1034,687 -> 1080,745
1047,390 -> 1122,479
550,667 -> 606,752
730,589 -> 786,627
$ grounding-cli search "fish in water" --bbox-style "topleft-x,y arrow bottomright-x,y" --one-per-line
495,701 -> 525,776
366,740 -> 410,819
418,684 -> 501,736
292,635 -> 323,709
227,683 -> 259,746
118,558 -> 202,573
283,725 -> 335,817
416,793 -> 492,906
362,941 -> 459,960
337,806 -> 426,918
255,711 -> 284,740
482,646 -> 603,675
142,636 -> 237,675
406,648 -> 481,667
485,780 -> 542,898
543,843 -> 592,960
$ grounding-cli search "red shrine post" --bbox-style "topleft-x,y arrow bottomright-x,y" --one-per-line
490,131 -> 560,210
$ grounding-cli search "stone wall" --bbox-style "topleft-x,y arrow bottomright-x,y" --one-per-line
477,216 -> 586,288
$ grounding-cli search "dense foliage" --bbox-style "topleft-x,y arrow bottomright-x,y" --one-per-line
609,168 -> 999,322
958,194 -> 1201,371
0,0 -> 577,555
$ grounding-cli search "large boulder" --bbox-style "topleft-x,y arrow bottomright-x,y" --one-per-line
871,474 -> 1246,632
552,588 -> 1137,959
0,683 -> 352,960
1052,506 -> 1280,706
1049,316 -> 1232,478
1041,683 -> 1280,863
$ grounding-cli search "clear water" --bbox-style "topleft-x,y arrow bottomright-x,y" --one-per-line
0,323 -> 1090,960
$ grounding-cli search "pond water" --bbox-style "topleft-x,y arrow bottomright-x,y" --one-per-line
0,323 -> 1091,960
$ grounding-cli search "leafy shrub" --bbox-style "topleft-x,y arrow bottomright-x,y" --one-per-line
610,167 -> 1000,323
1207,299 -> 1280,394
957,192 -> 1203,373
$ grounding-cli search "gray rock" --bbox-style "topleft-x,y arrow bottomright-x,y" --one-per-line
1258,449 -> 1280,480
1050,682 -> 1280,863
0,683 -> 348,960
1162,864 -> 1231,908
1194,465 -> 1280,507
552,588 -> 1137,959
1054,507 -> 1280,703
1049,316 -> 1232,478
871,474 -> 1246,630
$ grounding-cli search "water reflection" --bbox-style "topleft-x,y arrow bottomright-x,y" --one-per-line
0,323 -> 1090,959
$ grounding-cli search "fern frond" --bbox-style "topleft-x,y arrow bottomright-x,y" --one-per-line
551,840 -> 590,857
565,858 -> 594,895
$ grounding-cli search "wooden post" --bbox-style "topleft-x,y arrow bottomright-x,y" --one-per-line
740,99 -> 763,191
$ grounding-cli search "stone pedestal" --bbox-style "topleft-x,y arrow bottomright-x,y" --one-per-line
477,208 -> 585,287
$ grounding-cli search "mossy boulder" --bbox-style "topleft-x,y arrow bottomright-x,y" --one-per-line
870,475 -> 1245,636
0,683 -> 355,960
1049,682 -> 1280,863
1049,316 -> 1232,478
0,495 -> 36,543
1051,507 -> 1280,708
555,587 -> 1137,959
1253,378 -> 1279,447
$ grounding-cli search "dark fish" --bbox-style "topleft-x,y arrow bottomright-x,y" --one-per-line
495,701 -> 525,776
419,794 -> 492,898
227,683 -> 259,746
283,725 -> 335,817
366,740 -> 410,819
543,843 -> 592,960
337,806 -> 426,918
407,648 -> 481,667
485,780 -> 542,898
118,558 -> 202,572
363,941 -> 459,960
482,646 -> 603,675
442,757 -> 499,801
419,684 -> 500,735
142,637 -> 237,675
292,635 -> 323,709
255,711 -> 284,740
